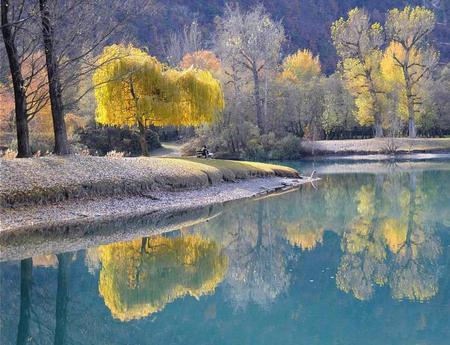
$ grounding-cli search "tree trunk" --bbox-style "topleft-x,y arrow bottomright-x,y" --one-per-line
1,0 -> 31,157
407,94 -> 416,138
373,111 -> 383,138
16,259 -> 32,345
252,64 -> 264,133
366,75 -> 383,138
39,0 -> 70,155
54,253 -> 70,345
402,50 -> 417,138
138,121 -> 149,156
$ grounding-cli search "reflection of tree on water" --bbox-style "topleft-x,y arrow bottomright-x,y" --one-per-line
337,172 -> 441,301
54,253 -> 71,345
13,253 -> 73,345
98,235 -> 227,321
16,259 -> 32,345
337,177 -> 388,300
387,174 -> 441,301
221,200 -> 290,310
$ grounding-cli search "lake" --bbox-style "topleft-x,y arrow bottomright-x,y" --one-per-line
1,158 -> 449,345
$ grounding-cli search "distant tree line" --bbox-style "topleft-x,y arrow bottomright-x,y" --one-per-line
184,5 -> 450,159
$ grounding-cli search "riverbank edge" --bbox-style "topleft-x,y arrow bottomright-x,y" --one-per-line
0,156 -> 299,208
0,176 -> 317,261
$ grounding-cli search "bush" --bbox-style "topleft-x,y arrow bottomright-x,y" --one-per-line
77,125 -> 161,156
270,134 -> 302,160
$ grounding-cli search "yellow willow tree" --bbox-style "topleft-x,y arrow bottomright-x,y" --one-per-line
98,235 -> 228,321
93,44 -> 224,156
331,8 -> 386,137
385,6 -> 437,138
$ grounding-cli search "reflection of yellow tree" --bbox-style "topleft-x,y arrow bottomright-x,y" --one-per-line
382,175 -> 441,302
284,223 -> 323,251
98,235 -> 228,321
337,183 -> 388,300
337,174 -> 441,302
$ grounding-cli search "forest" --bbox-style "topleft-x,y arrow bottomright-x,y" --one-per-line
1,0 -> 450,160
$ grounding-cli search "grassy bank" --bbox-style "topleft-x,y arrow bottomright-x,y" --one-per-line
300,138 -> 450,156
0,156 -> 298,207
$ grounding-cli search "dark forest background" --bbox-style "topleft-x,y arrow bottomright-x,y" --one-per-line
129,0 -> 449,73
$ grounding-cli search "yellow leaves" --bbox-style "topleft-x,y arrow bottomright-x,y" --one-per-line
381,218 -> 407,254
284,224 -> 323,251
386,6 -> 435,49
380,41 -> 430,122
281,49 -> 321,82
98,234 -> 228,321
340,52 -> 386,127
0,84 -> 15,133
93,44 -> 224,130
175,68 -> 225,126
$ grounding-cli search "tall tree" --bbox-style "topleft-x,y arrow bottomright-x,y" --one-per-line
216,5 -> 284,133
39,0 -> 69,154
385,6 -> 437,138
1,0 -> 31,157
332,8 -> 385,137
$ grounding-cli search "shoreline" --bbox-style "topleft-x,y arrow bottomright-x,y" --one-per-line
0,176 -> 316,261
299,138 -> 450,157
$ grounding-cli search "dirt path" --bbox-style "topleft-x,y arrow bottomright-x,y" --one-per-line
152,141 -> 184,157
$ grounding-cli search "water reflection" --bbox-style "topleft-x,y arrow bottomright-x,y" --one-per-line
1,163 -> 449,345
98,235 -> 228,321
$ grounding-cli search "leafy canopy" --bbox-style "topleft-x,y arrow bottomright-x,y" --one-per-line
281,49 -> 321,82
93,44 -> 224,129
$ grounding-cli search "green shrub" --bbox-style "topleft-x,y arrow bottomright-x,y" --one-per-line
270,134 -> 302,160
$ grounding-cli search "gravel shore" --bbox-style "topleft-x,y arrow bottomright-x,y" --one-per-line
0,176 -> 316,261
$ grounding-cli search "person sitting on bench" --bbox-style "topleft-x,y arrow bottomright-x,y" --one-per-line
196,145 -> 213,158
201,145 -> 209,158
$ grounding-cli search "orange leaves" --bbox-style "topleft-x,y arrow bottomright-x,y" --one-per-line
180,50 -> 221,75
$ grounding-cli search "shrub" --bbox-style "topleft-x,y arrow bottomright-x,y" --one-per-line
270,134 -> 302,160
77,125 -> 161,156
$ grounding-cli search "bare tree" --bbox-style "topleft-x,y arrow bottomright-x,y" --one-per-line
164,20 -> 202,66
1,0 -> 32,157
2,0 -> 154,155
216,5 -> 284,133
39,0 -> 69,154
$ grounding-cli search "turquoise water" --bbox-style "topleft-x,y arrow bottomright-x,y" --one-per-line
1,160 -> 449,345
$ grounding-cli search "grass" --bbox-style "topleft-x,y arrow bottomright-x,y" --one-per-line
0,156 -> 298,207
